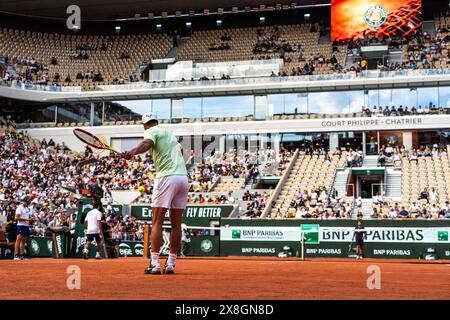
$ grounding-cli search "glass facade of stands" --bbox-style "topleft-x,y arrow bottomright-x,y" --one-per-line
101,87 -> 449,123
5,86 -> 450,125
138,130 -> 450,156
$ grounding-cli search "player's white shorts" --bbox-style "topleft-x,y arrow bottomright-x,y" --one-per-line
152,175 -> 189,209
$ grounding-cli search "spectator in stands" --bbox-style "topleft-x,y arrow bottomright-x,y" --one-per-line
409,149 -> 418,163
370,207 -> 379,219
388,207 -> 398,219
419,188 -> 429,202
398,206 -> 410,218
377,152 -> 386,166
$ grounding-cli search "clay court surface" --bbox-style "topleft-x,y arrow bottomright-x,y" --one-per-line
1,257 -> 449,300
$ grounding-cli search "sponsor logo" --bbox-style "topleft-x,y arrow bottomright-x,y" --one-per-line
200,239 -> 213,253
300,224 -> 320,244
438,231 -> 448,242
30,239 -> 40,254
134,243 -> 144,256
56,235 -> 63,255
364,5 -> 388,28
47,240 -> 53,253
232,230 -> 241,239
75,236 -> 87,253
119,243 -> 132,256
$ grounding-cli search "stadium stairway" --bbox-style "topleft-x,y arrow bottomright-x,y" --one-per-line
386,48 -> 403,65
385,167 -> 402,198
361,199 -> 373,218
333,168 -> 351,198
319,27 -> 331,45
362,155 -> 379,167
422,20 -> 437,38
166,37 -> 189,59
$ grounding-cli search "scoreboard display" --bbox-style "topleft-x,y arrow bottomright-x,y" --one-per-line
331,0 -> 422,41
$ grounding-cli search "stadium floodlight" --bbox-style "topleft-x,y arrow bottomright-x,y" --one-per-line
186,22 -> 192,28
259,16 -> 266,24
156,24 -> 162,31
304,13 -> 310,21
216,20 -> 222,27
115,26 -> 121,34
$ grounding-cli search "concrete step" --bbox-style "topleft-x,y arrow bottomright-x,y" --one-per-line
333,168 -> 350,198
386,168 -> 402,197
422,20 -> 436,37
362,155 -> 379,167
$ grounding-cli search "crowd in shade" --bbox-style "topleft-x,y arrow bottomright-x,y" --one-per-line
242,191 -> 271,218
0,123 -> 154,240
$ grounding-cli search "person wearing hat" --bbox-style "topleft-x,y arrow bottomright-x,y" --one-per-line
122,112 -> 188,275
14,196 -> 33,260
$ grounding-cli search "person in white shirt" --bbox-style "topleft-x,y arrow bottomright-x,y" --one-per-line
429,187 -> 437,202
388,208 -> 398,219
82,202 -> 104,260
14,196 -> 33,260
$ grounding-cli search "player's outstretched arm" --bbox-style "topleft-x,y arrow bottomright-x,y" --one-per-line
122,139 -> 154,159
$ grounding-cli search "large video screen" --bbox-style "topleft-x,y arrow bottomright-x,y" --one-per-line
331,0 -> 422,41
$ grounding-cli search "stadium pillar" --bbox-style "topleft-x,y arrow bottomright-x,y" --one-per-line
90,102 -> 95,126
329,133 -> 339,152
403,132 -> 412,150
362,132 -> 366,155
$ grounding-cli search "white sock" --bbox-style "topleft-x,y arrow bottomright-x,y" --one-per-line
83,248 -> 88,253
167,253 -> 177,268
151,252 -> 160,268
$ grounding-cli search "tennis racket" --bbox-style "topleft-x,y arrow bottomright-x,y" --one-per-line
73,128 -> 120,154
347,241 -> 353,256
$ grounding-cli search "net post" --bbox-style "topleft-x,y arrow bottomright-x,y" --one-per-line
301,231 -> 305,261
143,224 -> 150,259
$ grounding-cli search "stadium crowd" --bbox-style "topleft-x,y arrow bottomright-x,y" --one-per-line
0,122 -> 295,238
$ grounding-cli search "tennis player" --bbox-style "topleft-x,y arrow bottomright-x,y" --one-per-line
352,220 -> 366,259
122,112 -> 189,275
82,201 -> 103,260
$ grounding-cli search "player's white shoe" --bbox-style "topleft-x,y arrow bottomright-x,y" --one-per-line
144,264 -> 161,275
163,260 -> 175,274
82,249 -> 88,260
95,252 -> 102,260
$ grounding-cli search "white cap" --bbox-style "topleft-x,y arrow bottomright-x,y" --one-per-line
142,112 -> 157,124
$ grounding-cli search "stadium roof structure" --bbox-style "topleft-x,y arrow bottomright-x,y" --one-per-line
0,0 -> 328,21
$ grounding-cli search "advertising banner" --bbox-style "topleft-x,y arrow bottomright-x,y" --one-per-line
29,236 -> 53,257
118,236 -> 220,257
130,205 -> 234,226
331,0 -> 422,41
220,219 -> 450,259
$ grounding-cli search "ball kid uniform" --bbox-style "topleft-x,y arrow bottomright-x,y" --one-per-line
16,204 -> 31,237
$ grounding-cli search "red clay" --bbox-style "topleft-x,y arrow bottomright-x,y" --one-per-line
0,257 -> 449,300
